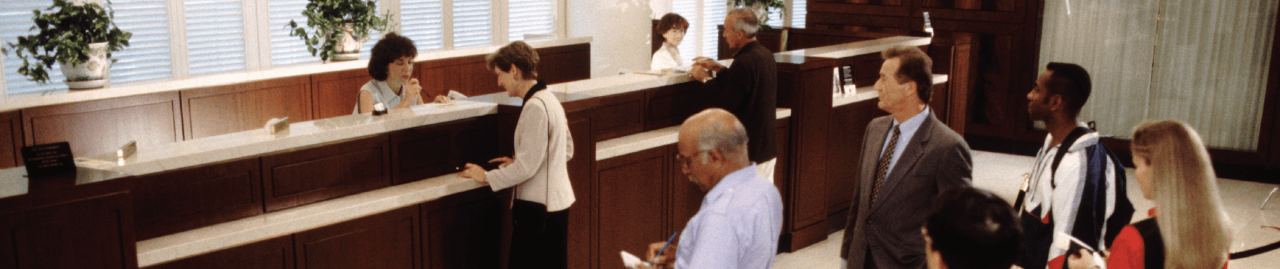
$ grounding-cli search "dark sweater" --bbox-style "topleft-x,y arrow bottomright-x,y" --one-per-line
702,41 -> 778,163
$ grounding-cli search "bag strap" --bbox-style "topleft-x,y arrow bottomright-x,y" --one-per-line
1050,126 -> 1093,188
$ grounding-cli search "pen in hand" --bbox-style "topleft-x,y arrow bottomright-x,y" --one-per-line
651,232 -> 678,266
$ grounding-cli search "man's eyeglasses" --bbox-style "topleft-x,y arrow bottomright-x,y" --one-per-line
674,150 -> 707,168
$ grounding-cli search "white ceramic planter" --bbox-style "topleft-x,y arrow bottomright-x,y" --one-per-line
333,22 -> 363,61
60,42 -> 109,89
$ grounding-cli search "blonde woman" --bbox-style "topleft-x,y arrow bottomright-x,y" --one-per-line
1069,120 -> 1232,269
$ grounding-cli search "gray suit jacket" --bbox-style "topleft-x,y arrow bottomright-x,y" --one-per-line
840,111 -> 972,269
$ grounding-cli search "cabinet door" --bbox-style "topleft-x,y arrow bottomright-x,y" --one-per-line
22,92 -> 181,158
132,157 -> 263,240
595,147 -> 668,269
182,76 -> 312,139
311,69 -> 372,120
0,191 -> 137,269
295,206 -> 419,269
261,135 -> 391,212
146,235 -> 293,269
421,189 -> 503,269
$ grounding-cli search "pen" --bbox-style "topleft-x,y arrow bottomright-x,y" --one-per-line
652,232 -> 678,265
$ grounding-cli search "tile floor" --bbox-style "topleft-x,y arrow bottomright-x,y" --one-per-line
772,150 -> 1280,269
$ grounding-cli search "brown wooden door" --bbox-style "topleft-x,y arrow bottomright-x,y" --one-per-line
595,147 -> 669,269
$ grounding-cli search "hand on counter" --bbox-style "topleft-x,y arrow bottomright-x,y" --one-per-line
688,66 -> 712,83
691,57 -> 724,72
432,95 -> 452,104
489,156 -> 514,168
459,163 -> 488,184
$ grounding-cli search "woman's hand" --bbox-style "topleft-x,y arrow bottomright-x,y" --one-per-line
433,95 -> 452,104
1066,248 -> 1100,269
458,163 -> 488,183
489,156 -> 514,168
403,78 -> 424,107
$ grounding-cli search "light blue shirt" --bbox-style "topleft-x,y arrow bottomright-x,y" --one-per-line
675,164 -> 784,269
877,106 -> 930,181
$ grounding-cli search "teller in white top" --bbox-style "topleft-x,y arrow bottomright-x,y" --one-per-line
651,13 -> 690,71
355,33 -> 451,114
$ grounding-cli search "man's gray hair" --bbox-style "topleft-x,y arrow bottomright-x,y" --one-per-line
696,115 -> 750,163
728,8 -> 760,39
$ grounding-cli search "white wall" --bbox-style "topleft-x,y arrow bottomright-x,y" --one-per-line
567,0 -> 652,78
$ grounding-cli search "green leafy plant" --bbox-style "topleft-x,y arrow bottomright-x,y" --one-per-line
729,0 -> 787,29
287,0 -> 393,62
1,0 -> 132,84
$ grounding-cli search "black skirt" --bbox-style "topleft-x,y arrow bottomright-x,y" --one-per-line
508,201 -> 569,269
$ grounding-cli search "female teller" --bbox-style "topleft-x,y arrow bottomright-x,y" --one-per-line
356,32 -> 450,114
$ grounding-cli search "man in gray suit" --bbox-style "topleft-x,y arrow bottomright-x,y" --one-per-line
840,45 -> 972,269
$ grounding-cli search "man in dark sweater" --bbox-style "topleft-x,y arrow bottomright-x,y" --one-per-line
689,8 -> 779,182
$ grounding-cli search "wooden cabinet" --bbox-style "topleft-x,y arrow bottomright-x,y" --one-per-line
21,92 -> 181,158
564,116 -> 594,269
0,191 -> 137,269
295,206 -> 419,269
0,111 -> 20,169
594,147 -> 670,269
182,76 -> 312,139
147,235 -> 293,269
775,57 -> 836,252
390,116 -> 500,185
421,188 -> 504,269
261,135 -> 391,212
131,157 -> 263,240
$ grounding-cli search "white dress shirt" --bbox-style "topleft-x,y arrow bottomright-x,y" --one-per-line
675,164 -> 783,269
651,42 -> 682,71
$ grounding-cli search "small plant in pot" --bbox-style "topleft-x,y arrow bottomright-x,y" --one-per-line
729,0 -> 786,29
2,0 -> 132,89
288,0 -> 393,62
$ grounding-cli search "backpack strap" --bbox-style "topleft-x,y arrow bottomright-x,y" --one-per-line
1050,127 -> 1093,188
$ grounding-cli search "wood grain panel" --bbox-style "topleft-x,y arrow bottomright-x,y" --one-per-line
295,206 -> 418,269
183,76 -> 312,139
131,157 -> 262,240
418,58 -> 499,99
564,117 -> 593,269
644,82 -> 710,131
595,147 -> 667,269
146,235 -> 293,269
311,69 -> 372,120
22,92 -> 181,158
390,116 -> 500,185
537,43 -> 591,85
0,191 -> 137,269
422,189 -> 503,269
0,111 -> 20,168
261,135 -> 390,212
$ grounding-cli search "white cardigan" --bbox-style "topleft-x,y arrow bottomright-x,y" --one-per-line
485,90 -> 577,211
651,42 -> 683,71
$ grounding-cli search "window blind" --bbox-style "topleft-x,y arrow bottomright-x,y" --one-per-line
401,0 -> 445,51
701,1 -> 725,59
453,0 -> 493,48
108,0 -> 173,85
791,0 -> 805,28
671,0 -> 697,64
184,0 -> 246,75
2,1 -> 67,94
268,0 -> 319,67
508,0 -> 554,42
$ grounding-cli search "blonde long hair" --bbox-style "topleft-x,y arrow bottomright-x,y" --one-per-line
1131,120 -> 1232,268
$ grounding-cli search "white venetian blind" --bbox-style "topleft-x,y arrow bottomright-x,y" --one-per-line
765,5 -> 784,29
268,0 -> 319,67
508,0 -> 554,42
791,0 -> 805,28
453,0 -> 493,48
701,1 -> 725,58
184,0 -> 246,75
401,0 -> 445,51
671,1 -> 697,65
2,1 -> 67,94
109,0 -> 173,85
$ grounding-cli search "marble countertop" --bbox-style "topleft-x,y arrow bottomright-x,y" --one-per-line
596,108 -> 792,161
832,74 -> 947,108
78,101 -> 498,177
776,36 -> 932,59
0,37 -> 592,112
135,172 -> 487,267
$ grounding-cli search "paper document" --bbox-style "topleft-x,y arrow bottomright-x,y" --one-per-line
1057,232 -> 1107,269
620,250 -> 648,269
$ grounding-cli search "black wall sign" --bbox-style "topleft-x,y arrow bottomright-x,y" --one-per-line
21,142 -> 76,179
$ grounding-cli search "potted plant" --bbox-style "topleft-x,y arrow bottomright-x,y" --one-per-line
288,0 -> 393,62
2,0 -> 132,89
730,0 -> 786,29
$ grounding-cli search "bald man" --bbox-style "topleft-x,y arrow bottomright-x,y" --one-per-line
636,108 -> 784,269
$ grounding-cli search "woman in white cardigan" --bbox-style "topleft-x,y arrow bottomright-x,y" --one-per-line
651,13 -> 689,71
460,41 -> 575,269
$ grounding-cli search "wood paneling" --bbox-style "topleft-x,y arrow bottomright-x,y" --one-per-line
390,116 -> 500,185
22,92 -> 181,158
0,191 -> 137,269
261,135 -> 390,212
537,43 -> 592,85
777,61 -> 834,252
295,206 -> 419,269
146,235 -> 293,269
0,111 -> 20,168
595,147 -> 668,269
182,76 -> 312,139
825,98 -> 889,229
644,82 -> 710,131
421,188 -> 503,269
418,44 -> 591,99
131,157 -> 262,240
565,117 -> 594,269
311,69 -> 373,120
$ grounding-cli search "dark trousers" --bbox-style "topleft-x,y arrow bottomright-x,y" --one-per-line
509,205 -> 570,269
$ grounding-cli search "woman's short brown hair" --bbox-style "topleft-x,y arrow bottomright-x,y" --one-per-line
368,32 -> 417,81
656,13 -> 689,43
485,41 -> 540,80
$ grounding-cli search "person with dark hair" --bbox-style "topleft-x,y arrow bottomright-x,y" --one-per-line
460,40 -> 575,269
924,187 -> 1022,269
651,13 -> 689,71
687,8 -> 779,183
840,45 -> 973,269
355,32 -> 450,114
1018,62 -> 1133,269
